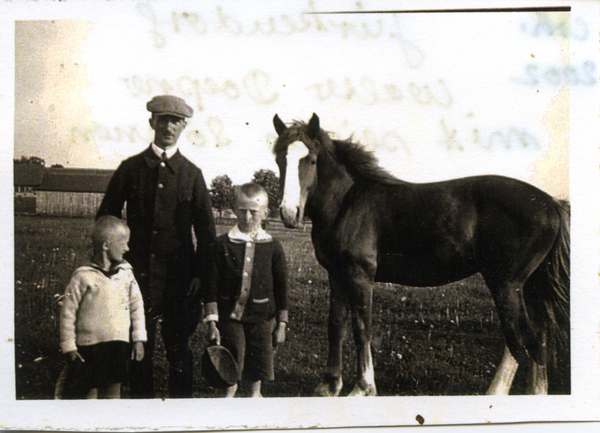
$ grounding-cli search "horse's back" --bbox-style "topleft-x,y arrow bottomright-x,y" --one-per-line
338,175 -> 561,286
379,175 -> 559,243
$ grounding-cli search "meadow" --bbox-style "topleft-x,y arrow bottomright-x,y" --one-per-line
14,215 -> 514,399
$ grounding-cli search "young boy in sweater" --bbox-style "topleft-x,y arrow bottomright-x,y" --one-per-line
59,215 -> 147,399
204,183 -> 288,397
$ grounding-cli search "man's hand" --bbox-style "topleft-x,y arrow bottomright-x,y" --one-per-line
67,351 -> 84,363
207,321 -> 221,346
188,278 -> 201,299
131,341 -> 145,361
273,322 -> 286,347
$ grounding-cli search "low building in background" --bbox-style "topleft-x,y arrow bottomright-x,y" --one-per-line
14,165 -> 114,217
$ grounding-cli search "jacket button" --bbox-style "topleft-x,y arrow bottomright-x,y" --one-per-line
160,162 -> 166,167
158,183 -> 164,189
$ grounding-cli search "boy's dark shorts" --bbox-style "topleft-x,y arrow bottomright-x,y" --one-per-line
77,341 -> 129,388
60,341 -> 129,398
218,318 -> 275,382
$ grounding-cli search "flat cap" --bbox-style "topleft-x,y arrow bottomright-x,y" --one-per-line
146,95 -> 193,118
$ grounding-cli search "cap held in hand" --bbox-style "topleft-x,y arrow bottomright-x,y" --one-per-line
201,345 -> 238,389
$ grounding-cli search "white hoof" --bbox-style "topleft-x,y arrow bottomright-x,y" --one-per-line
314,377 -> 343,396
348,383 -> 377,397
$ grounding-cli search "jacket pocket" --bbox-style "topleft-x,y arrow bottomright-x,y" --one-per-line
251,298 -> 270,304
178,188 -> 192,203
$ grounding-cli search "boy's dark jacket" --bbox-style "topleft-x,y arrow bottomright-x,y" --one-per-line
206,233 -> 288,323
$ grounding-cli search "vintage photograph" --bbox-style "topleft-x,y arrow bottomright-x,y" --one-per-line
3,0 -> 600,430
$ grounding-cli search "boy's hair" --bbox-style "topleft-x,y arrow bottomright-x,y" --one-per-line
234,183 -> 269,207
92,216 -> 129,248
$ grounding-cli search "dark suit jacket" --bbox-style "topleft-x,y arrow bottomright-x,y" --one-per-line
97,146 -> 217,310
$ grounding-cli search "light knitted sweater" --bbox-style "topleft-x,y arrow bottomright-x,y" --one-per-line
60,261 -> 147,354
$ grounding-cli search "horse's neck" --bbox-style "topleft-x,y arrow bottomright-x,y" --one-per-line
307,152 -> 354,232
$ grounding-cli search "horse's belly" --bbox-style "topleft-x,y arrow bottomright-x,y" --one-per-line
375,252 -> 477,287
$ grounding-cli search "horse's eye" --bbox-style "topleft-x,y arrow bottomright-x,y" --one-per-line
311,159 -> 316,165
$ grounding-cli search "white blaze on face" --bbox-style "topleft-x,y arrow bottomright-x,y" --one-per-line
280,141 -> 310,225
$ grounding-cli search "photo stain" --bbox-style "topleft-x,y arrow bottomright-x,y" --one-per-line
416,414 -> 425,425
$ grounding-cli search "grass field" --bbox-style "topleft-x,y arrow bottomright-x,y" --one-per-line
14,215 -> 512,399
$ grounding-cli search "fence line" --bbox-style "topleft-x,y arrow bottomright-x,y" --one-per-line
36,192 -> 105,218
20,194 -> 314,232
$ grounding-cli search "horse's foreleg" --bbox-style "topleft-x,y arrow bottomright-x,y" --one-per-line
348,280 -> 377,397
315,282 -> 346,396
486,345 -> 518,395
348,338 -> 376,396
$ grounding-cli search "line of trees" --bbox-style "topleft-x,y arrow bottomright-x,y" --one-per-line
209,169 -> 282,218
14,156 -> 64,168
14,156 -> 45,166
14,156 -> 282,219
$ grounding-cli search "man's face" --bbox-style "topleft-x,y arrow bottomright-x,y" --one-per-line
105,225 -> 130,264
233,195 -> 269,234
150,114 -> 187,149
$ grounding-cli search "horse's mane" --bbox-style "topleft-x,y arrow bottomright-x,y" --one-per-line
326,136 -> 403,186
273,120 -> 403,185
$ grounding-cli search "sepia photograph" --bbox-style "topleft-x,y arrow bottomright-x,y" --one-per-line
2,0 -> 600,430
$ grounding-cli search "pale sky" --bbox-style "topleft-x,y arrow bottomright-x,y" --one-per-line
12,0 -> 593,197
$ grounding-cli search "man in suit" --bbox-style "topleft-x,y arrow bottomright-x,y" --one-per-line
97,95 -> 217,398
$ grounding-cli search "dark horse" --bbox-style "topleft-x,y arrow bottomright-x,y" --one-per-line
273,113 -> 570,396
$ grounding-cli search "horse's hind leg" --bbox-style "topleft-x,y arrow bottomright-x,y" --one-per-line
485,278 -> 547,395
526,357 -> 548,394
486,345 -> 519,395
314,277 -> 346,396
486,343 -> 548,394
524,326 -> 548,394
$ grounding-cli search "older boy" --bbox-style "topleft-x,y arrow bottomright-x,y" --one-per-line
60,216 -> 146,399
204,183 -> 288,397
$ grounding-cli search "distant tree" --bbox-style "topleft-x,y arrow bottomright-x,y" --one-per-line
51,164 -> 64,168
209,174 -> 235,218
14,156 -> 45,166
252,169 -> 281,217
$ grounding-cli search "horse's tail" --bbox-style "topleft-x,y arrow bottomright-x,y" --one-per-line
526,198 -> 570,394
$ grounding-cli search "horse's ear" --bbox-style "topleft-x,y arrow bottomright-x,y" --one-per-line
307,113 -> 320,140
273,114 -> 287,136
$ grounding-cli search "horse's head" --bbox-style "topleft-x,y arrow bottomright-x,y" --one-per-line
272,113 -> 320,228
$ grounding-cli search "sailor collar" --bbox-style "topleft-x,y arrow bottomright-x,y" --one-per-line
81,260 -> 133,278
